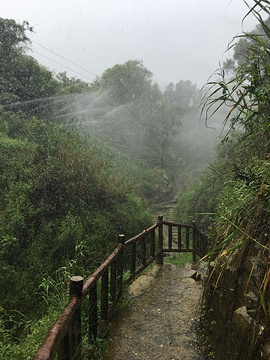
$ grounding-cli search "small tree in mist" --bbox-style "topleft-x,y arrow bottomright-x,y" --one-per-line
99,60 -> 153,105
164,80 -> 200,110
144,99 -> 182,168
88,60 -> 185,172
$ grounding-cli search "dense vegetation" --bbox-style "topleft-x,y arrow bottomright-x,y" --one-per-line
173,1 -> 269,358
4,1 -> 268,355
175,2 -> 269,232
0,17 -> 219,358
0,19 -> 152,358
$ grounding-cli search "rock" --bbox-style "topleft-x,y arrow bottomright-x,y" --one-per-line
202,247 -> 269,359
233,306 -> 253,333
230,306 -> 259,358
246,292 -> 258,309
128,265 -> 162,298
261,341 -> 270,359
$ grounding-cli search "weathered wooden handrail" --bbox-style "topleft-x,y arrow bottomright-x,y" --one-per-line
82,242 -> 124,299
162,218 -> 207,262
32,217 -> 207,360
33,278 -> 82,360
124,223 -> 158,245
162,220 -> 194,228
123,223 -> 159,284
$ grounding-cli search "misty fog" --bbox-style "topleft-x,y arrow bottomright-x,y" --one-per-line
1,0 -> 259,201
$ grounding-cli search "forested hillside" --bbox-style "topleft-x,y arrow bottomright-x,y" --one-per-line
0,17 -> 219,358
0,19 -> 156,359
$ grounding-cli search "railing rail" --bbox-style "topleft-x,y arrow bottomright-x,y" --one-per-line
161,219 -> 207,261
32,216 -> 207,360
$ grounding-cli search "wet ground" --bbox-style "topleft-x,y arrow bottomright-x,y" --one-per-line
102,262 -> 204,360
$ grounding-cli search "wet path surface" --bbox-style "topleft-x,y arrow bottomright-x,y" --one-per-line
102,263 -> 204,360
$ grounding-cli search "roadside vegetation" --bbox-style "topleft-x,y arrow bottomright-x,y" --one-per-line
175,1 -> 269,235
174,1 -> 269,357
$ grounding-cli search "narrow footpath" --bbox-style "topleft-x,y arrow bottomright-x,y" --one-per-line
102,262 -> 204,360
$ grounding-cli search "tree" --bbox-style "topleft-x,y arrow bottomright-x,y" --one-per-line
56,72 -> 91,94
79,60 -> 186,171
0,18 -> 32,53
0,18 -> 30,105
164,80 -> 199,110
99,60 -> 153,105
222,16 -> 270,69
0,18 -> 58,115
144,98 -> 182,168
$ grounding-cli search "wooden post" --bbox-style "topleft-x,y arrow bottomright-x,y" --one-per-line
88,282 -> 98,342
156,215 -> 164,265
178,226 -> 182,251
69,276 -> 83,360
202,233 -> 208,256
101,270 -> 109,323
168,224 -> 172,250
150,229 -> 155,257
117,234 -> 125,299
192,220 -> 197,263
131,242 -> 136,277
186,227 -> 190,250
58,332 -> 70,360
110,261 -> 117,304
88,281 -> 98,360
141,234 -> 146,267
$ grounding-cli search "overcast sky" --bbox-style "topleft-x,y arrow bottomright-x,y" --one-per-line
2,0 -> 259,88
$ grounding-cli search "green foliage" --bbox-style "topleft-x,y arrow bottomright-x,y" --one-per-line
164,80 -> 199,110
212,158 -> 269,256
202,3 -> 270,146
198,5 -> 270,357
177,1 -> 270,240
56,72 -> 91,94
0,18 -> 31,52
0,109 -> 152,320
0,305 -> 62,360
0,307 -> 19,359
78,60 -> 200,175
0,17 -> 213,358
0,18 -> 58,113
99,60 -> 153,105
174,136 -> 236,230
174,185 -> 206,224
0,108 -> 154,358
166,253 -> 193,267
143,98 -> 182,168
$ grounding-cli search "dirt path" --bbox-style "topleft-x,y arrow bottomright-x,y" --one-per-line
102,262 -> 204,360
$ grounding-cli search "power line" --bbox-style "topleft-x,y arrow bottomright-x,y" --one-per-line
32,49 -> 95,82
32,40 -> 98,78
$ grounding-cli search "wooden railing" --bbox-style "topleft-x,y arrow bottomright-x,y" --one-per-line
32,216 -> 207,360
162,219 -> 207,260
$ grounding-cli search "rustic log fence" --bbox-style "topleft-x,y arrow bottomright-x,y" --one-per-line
32,216 -> 207,360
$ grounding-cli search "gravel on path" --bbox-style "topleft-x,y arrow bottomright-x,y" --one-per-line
102,262 -> 204,360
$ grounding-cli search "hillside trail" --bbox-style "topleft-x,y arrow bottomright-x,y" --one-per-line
102,262 -> 204,360
102,196 -> 205,360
